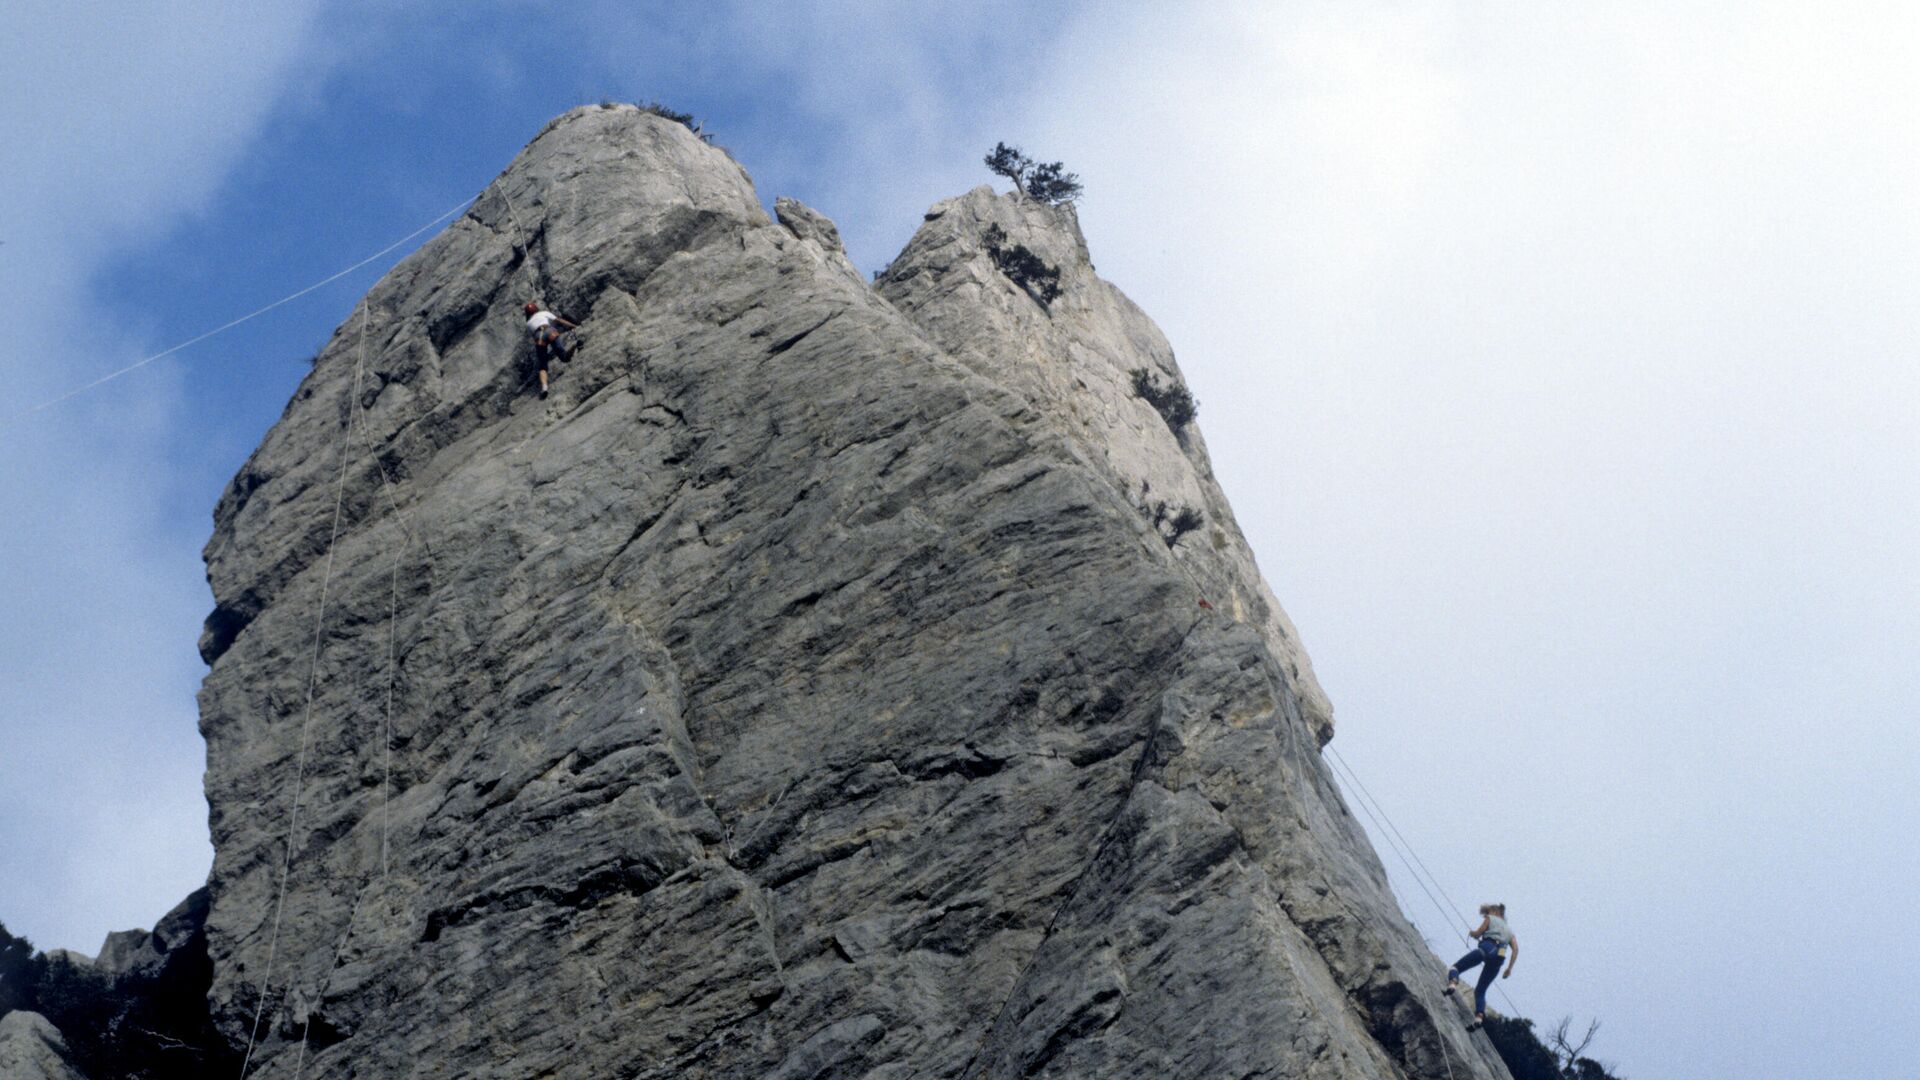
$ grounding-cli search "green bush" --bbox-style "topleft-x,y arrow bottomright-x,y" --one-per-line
1483,1016 -> 1628,1080
0,921 -> 34,1017
611,99 -> 712,142
1139,497 -> 1204,548
0,901 -> 240,1079
1130,368 -> 1197,433
981,224 -> 1063,303
984,142 -> 1083,204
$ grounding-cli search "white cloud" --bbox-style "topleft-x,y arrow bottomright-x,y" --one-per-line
0,1 -> 328,951
568,0 -> 1065,269
1020,3 -> 1919,1076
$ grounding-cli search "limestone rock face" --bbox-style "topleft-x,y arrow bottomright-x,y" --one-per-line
196,104 -> 1507,1079
0,1012 -> 86,1080
877,185 -> 1332,742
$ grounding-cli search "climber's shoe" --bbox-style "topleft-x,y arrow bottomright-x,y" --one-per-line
1466,1017 -> 1483,1032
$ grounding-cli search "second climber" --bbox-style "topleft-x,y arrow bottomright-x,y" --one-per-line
1444,902 -> 1518,1031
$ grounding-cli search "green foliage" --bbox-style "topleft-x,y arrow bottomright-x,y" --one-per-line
32,956 -> 117,1070
1484,1016 -> 1628,1080
0,902 -> 240,1079
1130,368 -> 1197,433
1136,488 -> 1204,548
1022,160 -> 1083,204
606,99 -> 712,142
0,921 -> 35,1017
981,224 -> 1063,304
984,142 -> 1027,187
1161,503 -> 1205,546
1484,1017 -> 1566,1080
983,142 -> 1083,204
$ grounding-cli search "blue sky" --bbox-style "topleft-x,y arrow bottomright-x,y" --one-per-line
5,4 -> 1918,1078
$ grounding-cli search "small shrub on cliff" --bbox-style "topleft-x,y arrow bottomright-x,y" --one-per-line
984,142 -> 1083,204
629,99 -> 712,142
1130,368 -> 1197,433
981,224 -> 1063,303
1141,499 -> 1204,547
1022,160 -> 1083,204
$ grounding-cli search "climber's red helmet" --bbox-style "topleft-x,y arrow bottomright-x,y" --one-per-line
523,301 -> 540,315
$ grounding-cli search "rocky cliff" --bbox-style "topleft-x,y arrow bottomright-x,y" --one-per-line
195,105 -> 1508,1079
0,1011 -> 87,1080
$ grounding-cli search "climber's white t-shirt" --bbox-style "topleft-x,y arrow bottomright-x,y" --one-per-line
527,311 -> 557,334
1483,914 -> 1513,946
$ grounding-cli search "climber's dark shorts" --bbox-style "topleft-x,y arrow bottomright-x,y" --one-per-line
530,331 -> 568,375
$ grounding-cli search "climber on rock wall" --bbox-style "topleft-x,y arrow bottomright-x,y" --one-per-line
523,300 -> 578,399
1445,902 -> 1517,1030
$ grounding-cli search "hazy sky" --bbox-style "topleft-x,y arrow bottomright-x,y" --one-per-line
4,4 -> 1916,1077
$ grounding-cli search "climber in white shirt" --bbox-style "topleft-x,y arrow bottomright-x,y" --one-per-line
523,301 -> 578,399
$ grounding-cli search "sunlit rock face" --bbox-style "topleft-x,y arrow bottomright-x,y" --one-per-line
196,105 -> 1506,1080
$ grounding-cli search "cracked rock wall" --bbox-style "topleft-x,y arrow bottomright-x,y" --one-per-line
197,105 -> 1509,1079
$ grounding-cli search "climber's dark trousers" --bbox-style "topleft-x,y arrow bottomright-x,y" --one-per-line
1450,942 -> 1502,1015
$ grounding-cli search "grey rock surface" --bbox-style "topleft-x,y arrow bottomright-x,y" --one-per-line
95,886 -> 211,982
0,1011 -> 86,1080
196,104 -> 1508,1078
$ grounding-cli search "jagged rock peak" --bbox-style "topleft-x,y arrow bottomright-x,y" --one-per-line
193,108 -> 1503,1078
878,183 -> 1332,740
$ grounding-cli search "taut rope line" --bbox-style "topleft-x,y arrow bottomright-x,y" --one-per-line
0,194 -> 475,433
238,297 -> 375,1079
1324,745 -> 1525,1020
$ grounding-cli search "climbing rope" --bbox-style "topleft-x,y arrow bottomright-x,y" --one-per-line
0,175 -> 536,1075
238,298 -> 374,1079
284,301 -> 421,1080
495,187 -> 546,298
1329,746 -> 1476,942
1324,745 -> 1525,1020
1322,749 -> 1504,1079
0,195 -> 476,434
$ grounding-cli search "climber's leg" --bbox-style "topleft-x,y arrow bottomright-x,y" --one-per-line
1447,946 -> 1486,991
533,347 -> 553,398
1473,955 -> 1500,1016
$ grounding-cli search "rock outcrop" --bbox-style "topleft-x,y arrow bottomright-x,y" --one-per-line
0,1011 -> 87,1080
1,888 -> 236,1080
94,888 -> 212,985
195,105 -> 1508,1078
